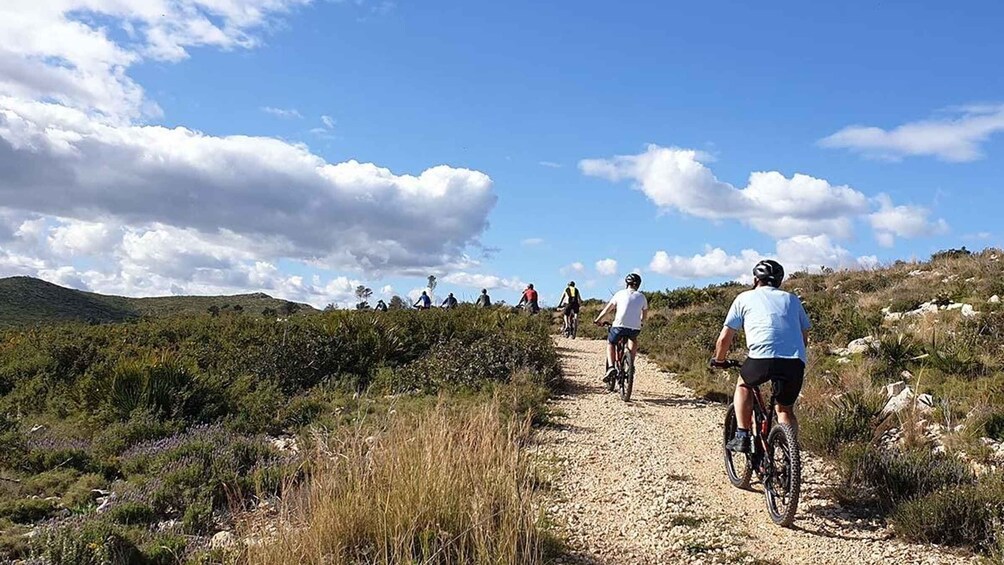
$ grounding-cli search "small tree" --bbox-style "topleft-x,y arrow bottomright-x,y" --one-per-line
355,285 -> 373,310
388,295 -> 406,310
207,305 -> 220,317
324,303 -> 336,312
232,304 -> 243,313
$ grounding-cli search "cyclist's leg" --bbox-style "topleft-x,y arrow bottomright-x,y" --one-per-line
733,376 -> 754,430
772,359 -> 805,433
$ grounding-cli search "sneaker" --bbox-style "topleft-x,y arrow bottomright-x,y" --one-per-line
726,435 -> 751,454
603,368 -> 617,390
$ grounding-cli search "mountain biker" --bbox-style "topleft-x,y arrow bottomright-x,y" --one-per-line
594,273 -> 648,384
475,288 -> 491,308
441,292 -> 458,309
557,281 -> 581,332
375,299 -> 388,312
413,291 -> 432,310
517,284 -> 540,314
712,260 -> 810,454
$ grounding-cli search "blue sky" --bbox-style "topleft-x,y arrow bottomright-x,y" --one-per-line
0,0 -> 1002,306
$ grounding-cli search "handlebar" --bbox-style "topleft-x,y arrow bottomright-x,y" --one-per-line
709,358 -> 742,370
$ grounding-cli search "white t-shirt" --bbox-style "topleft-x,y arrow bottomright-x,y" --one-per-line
611,288 -> 648,330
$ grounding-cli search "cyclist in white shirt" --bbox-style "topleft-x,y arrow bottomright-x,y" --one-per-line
594,273 -> 648,384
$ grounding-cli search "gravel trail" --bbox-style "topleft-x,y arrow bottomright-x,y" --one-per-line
541,337 -> 975,565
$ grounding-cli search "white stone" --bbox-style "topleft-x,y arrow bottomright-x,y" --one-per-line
945,303 -> 964,311
211,531 -> 237,550
900,370 -> 914,380
917,393 -> 935,412
881,386 -> 914,415
990,295 -> 1001,304
961,304 -> 980,318
884,381 -> 907,399
847,336 -> 879,355
836,357 -> 851,364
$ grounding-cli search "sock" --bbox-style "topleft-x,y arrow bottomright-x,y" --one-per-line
736,428 -> 750,439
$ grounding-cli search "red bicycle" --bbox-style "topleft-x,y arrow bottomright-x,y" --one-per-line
711,359 -> 801,527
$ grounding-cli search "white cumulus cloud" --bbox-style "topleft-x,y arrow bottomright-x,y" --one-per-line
869,195 -> 949,248
581,144 -> 948,244
595,258 -> 618,276
820,105 -> 1004,162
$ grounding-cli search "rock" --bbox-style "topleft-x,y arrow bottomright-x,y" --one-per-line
917,393 -> 935,412
271,437 -> 298,453
908,269 -> 928,277
884,381 -> 907,398
829,346 -> 851,357
990,295 -> 1001,304
847,336 -> 879,355
945,303 -> 964,311
836,357 -> 851,364
900,370 -> 914,380
961,304 -> 980,317
882,386 -> 914,415
211,530 -> 237,550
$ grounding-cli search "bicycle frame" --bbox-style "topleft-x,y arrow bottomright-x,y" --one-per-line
744,382 -> 779,475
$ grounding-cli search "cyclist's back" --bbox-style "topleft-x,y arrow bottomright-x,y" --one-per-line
725,286 -> 808,362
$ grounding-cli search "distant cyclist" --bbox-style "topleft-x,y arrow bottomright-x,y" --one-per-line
441,292 -> 458,309
594,273 -> 648,385
557,281 -> 581,332
413,291 -> 432,310
375,299 -> 388,312
517,284 -> 540,314
475,289 -> 491,308
712,260 -> 810,454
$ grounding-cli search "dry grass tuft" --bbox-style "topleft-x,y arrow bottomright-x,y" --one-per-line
241,397 -> 550,565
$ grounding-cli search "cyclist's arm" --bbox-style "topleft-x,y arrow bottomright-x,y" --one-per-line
557,293 -> 567,307
803,330 -> 809,348
594,299 -> 615,324
713,326 -> 737,363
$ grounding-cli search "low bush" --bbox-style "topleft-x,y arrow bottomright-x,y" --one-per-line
837,445 -> 974,510
892,474 -> 1004,553
800,391 -> 884,455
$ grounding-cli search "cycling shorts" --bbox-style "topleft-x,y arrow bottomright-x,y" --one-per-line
563,302 -> 580,316
740,358 -> 805,406
607,326 -> 640,344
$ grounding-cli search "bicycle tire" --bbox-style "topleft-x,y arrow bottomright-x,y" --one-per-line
723,404 -> 753,489
764,423 -> 801,527
619,351 -> 634,401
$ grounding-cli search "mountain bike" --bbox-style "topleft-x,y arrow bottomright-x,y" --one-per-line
561,310 -> 578,339
598,322 -> 633,401
711,359 -> 801,527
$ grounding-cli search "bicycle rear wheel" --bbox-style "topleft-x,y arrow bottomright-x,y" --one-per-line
619,351 -> 634,401
723,404 -> 753,489
764,423 -> 801,527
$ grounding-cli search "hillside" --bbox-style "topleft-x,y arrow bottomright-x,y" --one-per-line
0,276 -> 313,327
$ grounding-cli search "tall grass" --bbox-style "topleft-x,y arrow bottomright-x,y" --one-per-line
243,397 -> 551,565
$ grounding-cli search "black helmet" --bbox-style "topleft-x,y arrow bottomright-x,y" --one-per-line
568,281 -> 575,287
625,273 -> 642,288
481,288 -> 487,293
753,259 -> 784,287
528,283 -> 534,290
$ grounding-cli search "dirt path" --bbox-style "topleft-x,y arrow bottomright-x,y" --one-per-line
541,337 -> 976,565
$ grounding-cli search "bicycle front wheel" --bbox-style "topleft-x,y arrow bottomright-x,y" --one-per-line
723,404 -> 753,489
619,351 -> 634,401
764,423 -> 801,527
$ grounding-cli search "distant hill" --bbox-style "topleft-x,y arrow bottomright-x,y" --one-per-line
0,276 -> 314,327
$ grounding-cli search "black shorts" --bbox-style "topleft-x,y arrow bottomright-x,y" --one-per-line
563,302 -> 580,316
740,358 -> 805,406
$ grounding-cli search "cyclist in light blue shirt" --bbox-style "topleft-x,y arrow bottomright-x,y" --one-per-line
711,260 -> 810,453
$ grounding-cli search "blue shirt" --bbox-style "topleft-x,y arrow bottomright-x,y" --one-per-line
724,286 -> 811,363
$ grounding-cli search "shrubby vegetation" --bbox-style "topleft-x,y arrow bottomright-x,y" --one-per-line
0,307 -> 560,563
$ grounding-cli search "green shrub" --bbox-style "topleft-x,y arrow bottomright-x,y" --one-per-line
62,473 -> 106,509
0,498 -> 59,523
801,391 -> 883,455
106,501 -> 156,525
838,445 -> 974,510
31,521 -> 143,565
892,474 -> 1004,552
985,411 -> 1004,441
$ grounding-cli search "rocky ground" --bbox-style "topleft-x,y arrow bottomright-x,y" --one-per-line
539,337 -> 978,565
